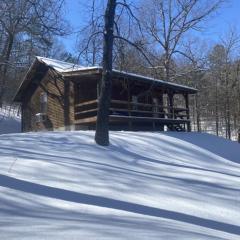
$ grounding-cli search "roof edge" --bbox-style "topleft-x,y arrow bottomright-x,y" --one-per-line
13,57 -> 52,102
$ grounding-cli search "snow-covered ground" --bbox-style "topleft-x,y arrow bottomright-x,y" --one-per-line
0,106 -> 21,134
0,131 -> 239,239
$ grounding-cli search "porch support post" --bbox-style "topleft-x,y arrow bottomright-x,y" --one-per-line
184,93 -> 191,132
168,92 -> 174,119
159,91 -> 164,131
167,91 -> 174,131
64,79 -> 70,131
97,81 -> 101,99
127,79 -> 132,130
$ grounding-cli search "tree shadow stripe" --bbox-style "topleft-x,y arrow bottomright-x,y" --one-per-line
0,174 -> 239,235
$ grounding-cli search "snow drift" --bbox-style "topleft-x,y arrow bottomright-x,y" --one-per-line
0,131 -> 239,239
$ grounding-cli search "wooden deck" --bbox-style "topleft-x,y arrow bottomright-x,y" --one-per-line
74,99 -> 191,131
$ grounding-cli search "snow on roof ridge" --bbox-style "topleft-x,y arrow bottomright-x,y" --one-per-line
36,56 -> 102,73
36,56 -> 85,73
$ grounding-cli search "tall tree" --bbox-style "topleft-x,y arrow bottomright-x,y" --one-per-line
141,0 -> 223,81
0,0 -> 68,106
208,44 -> 226,136
93,0 -> 155,145
95,0 -> 117,146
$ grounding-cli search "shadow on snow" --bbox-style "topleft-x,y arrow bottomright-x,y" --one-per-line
0,174 -> 239,236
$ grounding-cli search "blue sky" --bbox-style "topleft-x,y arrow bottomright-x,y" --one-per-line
61,0 -> 240,53
203,0 -> 240,38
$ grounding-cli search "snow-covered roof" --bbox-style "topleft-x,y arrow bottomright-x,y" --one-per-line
36,56 -> 85,72
37,56 -> 102,73
37,56 -> 197,93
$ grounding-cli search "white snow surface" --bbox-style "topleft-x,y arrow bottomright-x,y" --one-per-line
0,131 -> 239,239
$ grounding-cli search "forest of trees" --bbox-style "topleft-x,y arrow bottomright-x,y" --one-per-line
0,0 -> 76,104
1,0 -> 239,141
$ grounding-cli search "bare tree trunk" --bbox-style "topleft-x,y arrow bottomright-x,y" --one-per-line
224,102 -> 228,139
226,95 -> 231,139
95,0 -> 116,146
225,68 -> 231,139
0,33 -> 14,107
215,79 -> 219,136
164,57 -> 171,82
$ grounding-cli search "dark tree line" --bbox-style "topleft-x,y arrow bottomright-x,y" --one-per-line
0,0 -> 72,105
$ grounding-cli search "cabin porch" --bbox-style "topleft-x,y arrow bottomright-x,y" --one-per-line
72,73 -> 193,132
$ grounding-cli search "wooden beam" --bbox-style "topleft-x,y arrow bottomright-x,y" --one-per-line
111,99 -> 187,111
75,108 -> 98,115
109,115 -> 190,124
75,116 -> 97,124
75,99 -> 98,108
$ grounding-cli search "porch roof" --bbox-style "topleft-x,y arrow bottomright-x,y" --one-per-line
14,57 -> 197,102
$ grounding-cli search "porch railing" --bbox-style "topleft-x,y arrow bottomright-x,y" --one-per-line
74,99 -> 189,122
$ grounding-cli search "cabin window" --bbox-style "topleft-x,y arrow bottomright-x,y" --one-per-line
40,92 -> 48,114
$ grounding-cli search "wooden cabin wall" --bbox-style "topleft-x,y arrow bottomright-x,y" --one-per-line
21,71 -> 74,132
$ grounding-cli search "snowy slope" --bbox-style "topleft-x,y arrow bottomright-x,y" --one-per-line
0,131 -> 239,239
0,106 -> 21,134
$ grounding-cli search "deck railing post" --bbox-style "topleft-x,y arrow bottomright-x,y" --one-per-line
168,92 -> 174,119
64,80 -> 70,130
159,93 -> 164,119
184,93 -> 191,132
127,79 -> 132,130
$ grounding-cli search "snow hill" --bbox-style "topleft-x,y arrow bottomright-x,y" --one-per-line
0,131 -> 239,239
0,106 -> 21,134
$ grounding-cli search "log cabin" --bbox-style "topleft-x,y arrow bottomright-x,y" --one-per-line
14,57 -> 197,132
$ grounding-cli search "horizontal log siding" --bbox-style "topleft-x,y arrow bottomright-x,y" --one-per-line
22,71 -> 74,132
